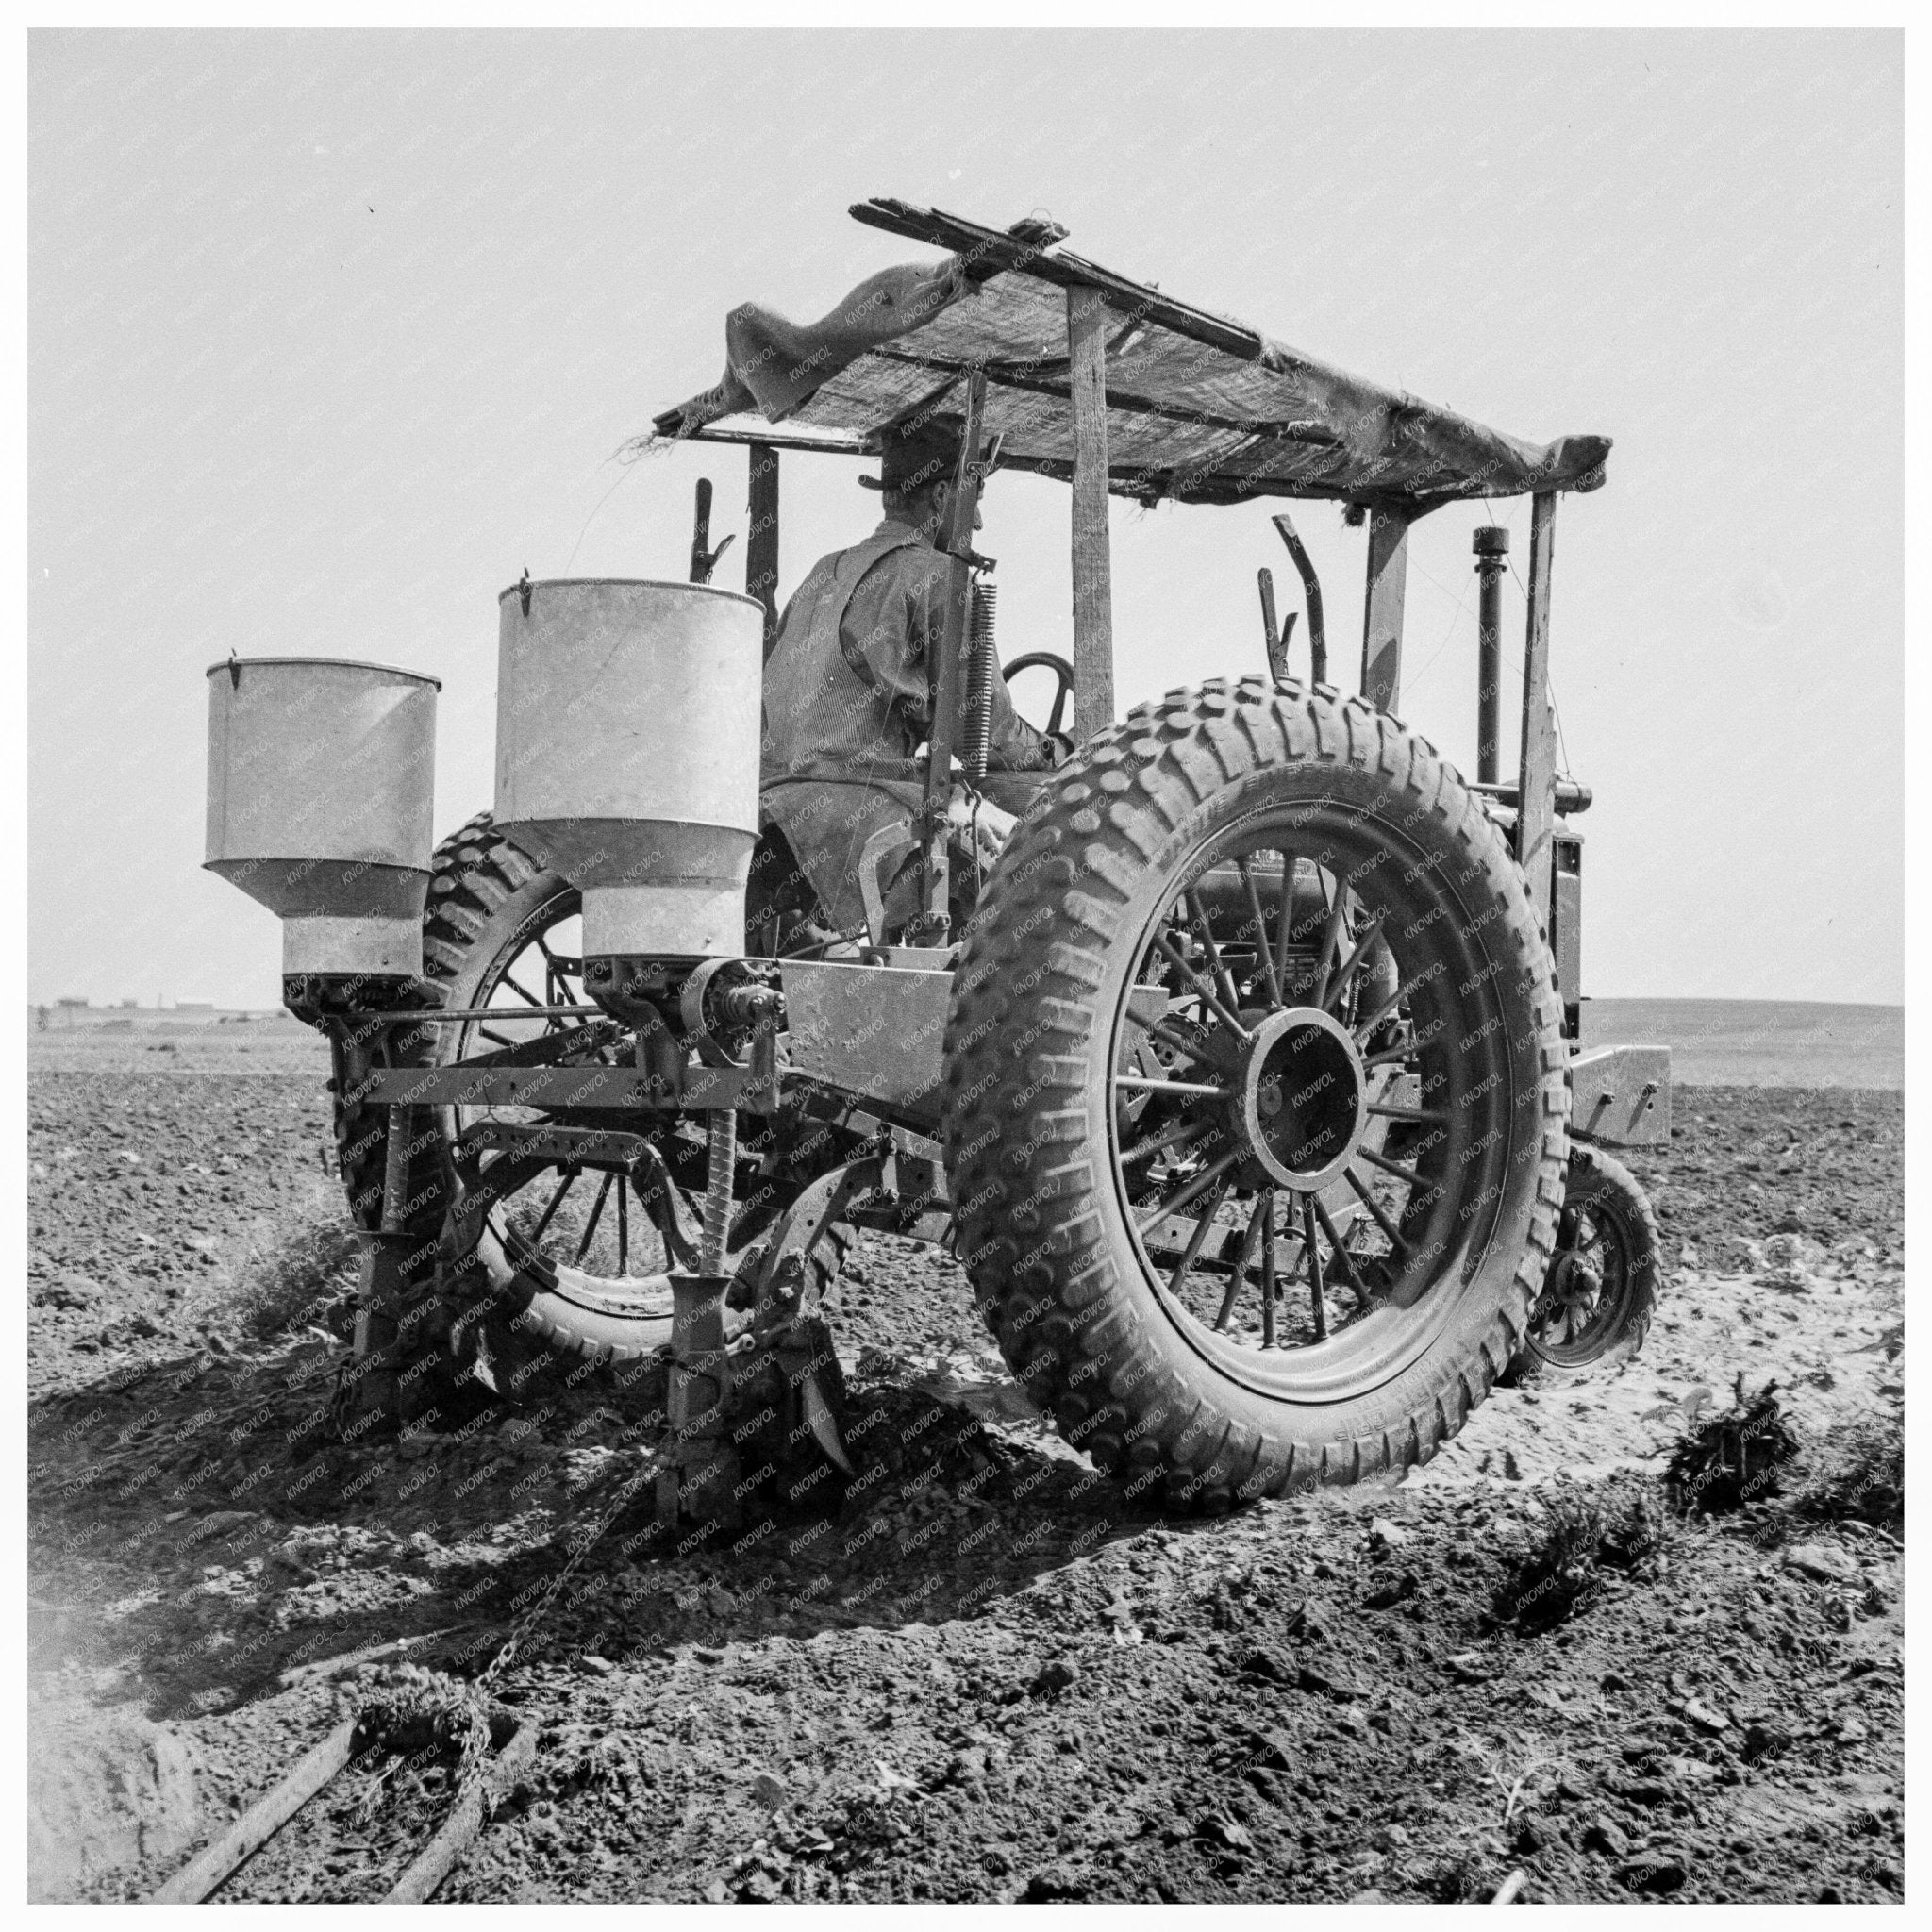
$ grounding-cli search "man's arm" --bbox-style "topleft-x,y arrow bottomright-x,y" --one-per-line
847,550 -> 942,740
982,662 -> 1061,772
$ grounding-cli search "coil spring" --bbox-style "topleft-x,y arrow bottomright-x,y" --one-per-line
963,579 -> 997,782
699,1108 -> 737,1276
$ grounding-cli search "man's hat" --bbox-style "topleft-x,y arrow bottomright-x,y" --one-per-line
859,410 -> 970,494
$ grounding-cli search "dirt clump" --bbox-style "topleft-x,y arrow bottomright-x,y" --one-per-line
1665,1376 -> 1801,1515
1492,1481 -> 1664,1632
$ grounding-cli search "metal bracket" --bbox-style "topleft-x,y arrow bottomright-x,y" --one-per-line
361,1060 -> 754,1111
967,428 -> 1006,486
454,1121 -> 650,1172
633,1140 -> 704,1267
1568,1043 -> 1672,1148
751,1155 -> 886,1300
779,958 -> 953,1130
858,819 -> 921,950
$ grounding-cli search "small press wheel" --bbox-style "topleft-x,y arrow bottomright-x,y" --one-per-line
1520,1145 -> 1659,1373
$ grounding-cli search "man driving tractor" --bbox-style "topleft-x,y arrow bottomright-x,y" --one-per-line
755,412 -> 1067,950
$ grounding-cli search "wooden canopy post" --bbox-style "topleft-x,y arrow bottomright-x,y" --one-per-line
745,441 -> 780,658
1066,284 -> 1115,732
913,369 -> 989,941
1515,491 -> 1559,928
1359,507 -> 1412,715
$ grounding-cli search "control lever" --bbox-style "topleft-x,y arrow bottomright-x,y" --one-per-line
689,477 -> 737,584
1271,511 -> 1327,685
1257,567 -> 1300,683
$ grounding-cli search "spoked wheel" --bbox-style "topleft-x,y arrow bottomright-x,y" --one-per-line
331,815 -> 847,1408
434,870 -> 684,1373
1519,1146 -> 1659,1373
944,677 -> 1570,1507
331,823 -> 676,1406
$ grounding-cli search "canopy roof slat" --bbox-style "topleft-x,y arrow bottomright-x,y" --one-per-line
867,346 -> 1344,451
850,195 -> 1267,359
647,199 -> 1611,509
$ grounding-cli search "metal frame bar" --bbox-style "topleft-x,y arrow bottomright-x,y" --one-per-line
346,1003 -> 602,1023
746,441 -> 780,655
361,1062 -> 754,1111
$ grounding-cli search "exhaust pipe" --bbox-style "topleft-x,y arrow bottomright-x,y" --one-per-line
1474,526 -> 1509,785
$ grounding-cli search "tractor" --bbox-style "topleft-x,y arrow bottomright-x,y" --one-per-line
204,198 -> 1668,1529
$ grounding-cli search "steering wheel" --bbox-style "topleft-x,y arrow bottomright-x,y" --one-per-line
1003,651 -> 1075,738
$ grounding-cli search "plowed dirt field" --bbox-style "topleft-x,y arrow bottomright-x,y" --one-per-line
27,1032 -> 1904,1904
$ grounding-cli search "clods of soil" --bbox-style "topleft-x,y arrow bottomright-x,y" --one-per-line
27,1041 -> 1905,1902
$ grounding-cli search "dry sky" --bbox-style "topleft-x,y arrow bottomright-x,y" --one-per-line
29,29 -> 1901,1008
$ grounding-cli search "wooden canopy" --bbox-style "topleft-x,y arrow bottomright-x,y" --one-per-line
649,198 -> 1611,512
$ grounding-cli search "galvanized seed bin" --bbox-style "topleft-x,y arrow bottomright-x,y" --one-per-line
494,579 -> 763,958
204,657 -> 440,976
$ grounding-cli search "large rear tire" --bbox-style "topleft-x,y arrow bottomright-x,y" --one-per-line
941,677 -> 1569,1507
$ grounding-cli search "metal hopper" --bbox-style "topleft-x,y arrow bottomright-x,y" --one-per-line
493,579 -> 763,958
204,657 -> 439,978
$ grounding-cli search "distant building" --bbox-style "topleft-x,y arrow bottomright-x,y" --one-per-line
173,1000 -> 216,1015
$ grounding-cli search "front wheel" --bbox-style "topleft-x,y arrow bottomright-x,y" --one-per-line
942,677 -> 1569,1507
